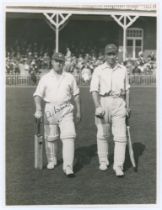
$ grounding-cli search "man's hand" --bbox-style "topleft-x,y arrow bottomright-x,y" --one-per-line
34,110 -> 43,119
75,110 -> 81,124
126,107 -> 131,118
95,106 -> 105,118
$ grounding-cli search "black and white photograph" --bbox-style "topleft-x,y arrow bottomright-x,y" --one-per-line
1,0 -> 161,208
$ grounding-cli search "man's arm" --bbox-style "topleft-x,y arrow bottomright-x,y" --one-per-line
73,94 -> 81,123
125,89 -> 131,118
126,89 -> 130,108
91,91 -> 105,118
34,95 -> 43,119
124,67 -> 131,118
91,91 -> 101,108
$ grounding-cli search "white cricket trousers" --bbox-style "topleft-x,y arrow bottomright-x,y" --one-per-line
44,102 -> 76,170
96,96 -> 127,168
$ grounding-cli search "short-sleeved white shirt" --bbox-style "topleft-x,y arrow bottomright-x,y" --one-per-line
90,62 -> 130,96
33,70 -> 79,104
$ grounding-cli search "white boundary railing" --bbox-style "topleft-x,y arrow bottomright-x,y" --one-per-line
6,74 -> 156,87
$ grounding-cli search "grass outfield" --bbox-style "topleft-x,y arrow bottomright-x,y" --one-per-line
6,87 -> 156,205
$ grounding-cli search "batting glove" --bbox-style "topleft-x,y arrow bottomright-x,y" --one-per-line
95,106 -> 105,118
34,110 -> 43,119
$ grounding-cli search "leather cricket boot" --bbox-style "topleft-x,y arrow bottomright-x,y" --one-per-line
62,138 -> 75,177
63,165 -> 75,177
45,140 -> 58,169
47,157 -> 57,170
99,159 -> 109,171
97,138 -> 109,171
113,142 -> 126,177
113,166 -> 124,177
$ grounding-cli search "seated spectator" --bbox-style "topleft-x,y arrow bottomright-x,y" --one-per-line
123,59 -> 135,75
72,65 -> 80,85
14,60 -> 20,74
22,59 -> 30,76
76,54 -> 84,71
41,52 -> 50,69
6,58 -> 11,74
64,63 -> 73,73
136,51 -> 146,73
142,55 -> 155,75
81,63 -> 92,84
138,51 -> 145,65
18,59 -> 25,75
65,47 -> 72,58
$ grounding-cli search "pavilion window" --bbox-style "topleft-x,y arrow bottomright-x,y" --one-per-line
126,28 -> 143,59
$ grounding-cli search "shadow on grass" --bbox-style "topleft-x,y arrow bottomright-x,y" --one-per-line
124,142 -> 145,172
54,142 -> 145,173
99,142 -> 145,172
74,144 -> 97,173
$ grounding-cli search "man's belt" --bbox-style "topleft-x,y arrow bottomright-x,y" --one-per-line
45,102 -> 71,114
100,92 -> 125,98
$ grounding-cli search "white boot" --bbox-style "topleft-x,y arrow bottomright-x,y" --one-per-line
62,138 -> 75,176
47,161 -> 56,170
113,166 -> 124,176
97,138 -> 109,171
113,142 -> 126,176
45,140 -> 58,169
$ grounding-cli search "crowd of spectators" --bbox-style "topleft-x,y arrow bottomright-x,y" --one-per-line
6,40 -> 104,83
6,40 -> 156,84
124,51 -> 156,75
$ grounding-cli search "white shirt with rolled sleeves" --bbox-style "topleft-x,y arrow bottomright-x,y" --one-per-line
90,62 -> 130,173
90,62 -> 130,96
33,70 -> 79,104
33,70 -> 79,174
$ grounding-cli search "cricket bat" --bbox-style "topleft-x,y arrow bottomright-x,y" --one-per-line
34,118 -> 43,169
126,118 -> 136,168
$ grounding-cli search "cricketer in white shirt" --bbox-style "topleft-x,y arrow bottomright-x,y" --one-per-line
90,44 -> 130,177
33,52 -> 81,177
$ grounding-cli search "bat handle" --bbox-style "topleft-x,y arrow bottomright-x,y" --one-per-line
126,116 -> 130,127
35,117 -> 42,136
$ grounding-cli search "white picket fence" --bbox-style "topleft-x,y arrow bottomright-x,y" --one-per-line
6,74 -> 156,87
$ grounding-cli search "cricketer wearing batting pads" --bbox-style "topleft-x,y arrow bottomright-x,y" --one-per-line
33,52 -> 81,177
90,44 -> 130,177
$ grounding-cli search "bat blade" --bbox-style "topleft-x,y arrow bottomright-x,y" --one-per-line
34,118 -> 43,169
127,126 -> 136,168
34,134 -> 43,169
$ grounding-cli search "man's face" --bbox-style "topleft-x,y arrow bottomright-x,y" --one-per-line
105,52 -> 117,66
52,59 -> 64,73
